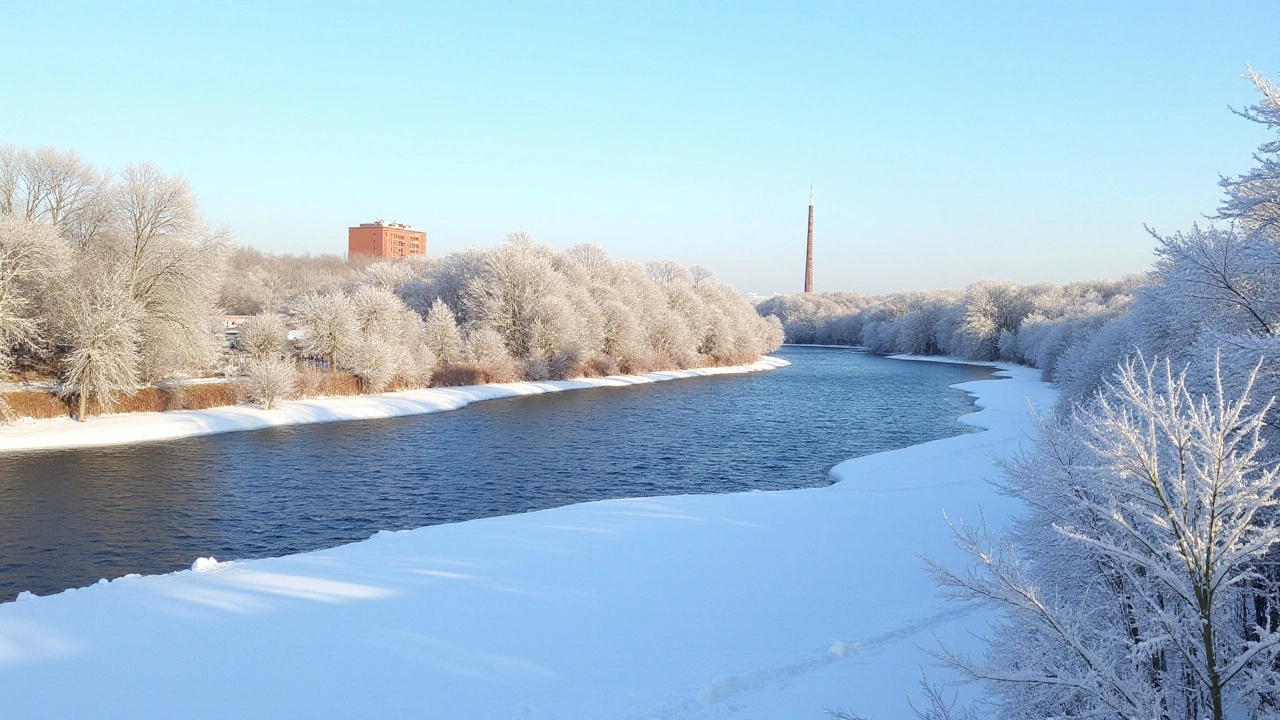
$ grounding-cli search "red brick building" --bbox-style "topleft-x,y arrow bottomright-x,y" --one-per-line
348,220 -> 426,260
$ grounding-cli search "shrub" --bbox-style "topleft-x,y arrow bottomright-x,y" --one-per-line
245,357 -> 297,410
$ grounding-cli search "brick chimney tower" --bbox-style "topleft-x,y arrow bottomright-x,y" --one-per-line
804,185 -> 814,293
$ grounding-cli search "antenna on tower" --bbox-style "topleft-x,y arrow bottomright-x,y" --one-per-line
809,183 -> 813,206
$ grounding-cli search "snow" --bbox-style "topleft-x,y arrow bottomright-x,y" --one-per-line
886,353 -> 1001,367
782,343 -> 864,350
0,360 -> 1054,719
190,558 -> 221,573
0,356 -> 790,454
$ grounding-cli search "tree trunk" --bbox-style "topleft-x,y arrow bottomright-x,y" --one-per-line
1201,597 -> 1223,720
78,391 -> 87,422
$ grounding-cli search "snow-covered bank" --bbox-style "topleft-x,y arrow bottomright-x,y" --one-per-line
0,356 -> 789,454
782,342 -> 864,350
0,362 -> 1052,719
887,352 -> 1000,367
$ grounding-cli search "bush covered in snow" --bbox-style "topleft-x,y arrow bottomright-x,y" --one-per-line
245,356 -> 297,410
235,313 -> 288,361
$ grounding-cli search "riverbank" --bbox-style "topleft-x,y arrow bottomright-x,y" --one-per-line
0,356 -> 789,454
0,359 -> 1053,718
782,342 -> 864,350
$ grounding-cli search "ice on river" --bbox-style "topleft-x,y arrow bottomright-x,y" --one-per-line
0,360 -> 1053,719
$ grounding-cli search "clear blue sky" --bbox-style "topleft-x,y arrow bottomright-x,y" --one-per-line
3,1 -> 1279,294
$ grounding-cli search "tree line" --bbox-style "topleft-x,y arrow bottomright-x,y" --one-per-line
0,146 -> 782,419
757,276 -> 1139,404
236,234 -> 784,410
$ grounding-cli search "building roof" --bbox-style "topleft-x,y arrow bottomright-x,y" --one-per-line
353,220 -> 419,230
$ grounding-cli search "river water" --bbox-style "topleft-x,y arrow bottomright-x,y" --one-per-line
0,347 -> 993,600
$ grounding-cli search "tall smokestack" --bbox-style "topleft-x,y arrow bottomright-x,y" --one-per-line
804,185 -> 814,293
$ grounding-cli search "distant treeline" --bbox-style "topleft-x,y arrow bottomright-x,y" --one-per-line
757,277 -> 1138,401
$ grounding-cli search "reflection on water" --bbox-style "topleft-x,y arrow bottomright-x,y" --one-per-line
0,348 -> 993,600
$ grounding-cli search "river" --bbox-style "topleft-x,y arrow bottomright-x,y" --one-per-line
0,347 -> 993,600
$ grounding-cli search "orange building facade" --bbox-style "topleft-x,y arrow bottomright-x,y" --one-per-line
348,221 -> 427,260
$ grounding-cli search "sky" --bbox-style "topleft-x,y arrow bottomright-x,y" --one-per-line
2,1 -> 1279,295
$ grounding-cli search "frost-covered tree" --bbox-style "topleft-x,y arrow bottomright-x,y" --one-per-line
59,275 -> 142,420
219,246 -> 356,315
95,162 -> 228,381
463,239 -> 568,360
0,215 -> 69,368
423,298 -> 463,365
290,283 -> 435,391
464,327 -> 516,382
931,356 -> 1280,719
0,145 -> 109,245
342,337 -> 399,392
645,259 -> 688,285
236,313 -> 288,361
344,285 -> 429,391
397,247 -> 485,320
0,147 -> 232,407
1218,66 -> 1280,235
597,298 -> 644,362
295,292 -> 357,373
357,259 -> 423,291
245,356 -> 297,410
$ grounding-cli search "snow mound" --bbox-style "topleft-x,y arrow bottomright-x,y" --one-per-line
191,557 -> 220,572
828,641 -> 859,658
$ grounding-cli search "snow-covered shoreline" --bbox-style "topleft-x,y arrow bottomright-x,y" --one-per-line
782,342 -> 864,350
0,358 -> 1053,719
783,340 -> 1003,368
0,356 -> 789,454
886,352 -> 1001,367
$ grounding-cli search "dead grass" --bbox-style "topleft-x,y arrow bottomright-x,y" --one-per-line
577,357 -> 618,378
294,369 -> 418,398
0,382 -> 241,420
431,364 -> 525,387
431,365 -> 487,387
295,365 -> 326,398
180,384 -> 238,410
3,390 -> 70,420
316,372 -> 362,396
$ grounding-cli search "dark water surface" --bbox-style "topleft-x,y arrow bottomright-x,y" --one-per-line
0,347 -> 993,600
